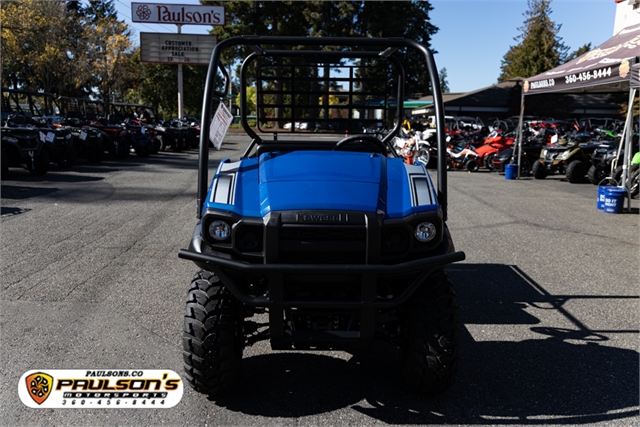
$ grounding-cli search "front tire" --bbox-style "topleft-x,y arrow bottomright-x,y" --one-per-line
484,153 -> 496,171
183,270 -> 244,396
27,149 -> 49,176
400,270 -> 459,395
565,160 -> 586,183
532,160 -> 546,179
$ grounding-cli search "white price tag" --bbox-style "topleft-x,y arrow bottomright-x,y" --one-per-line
209,102 -> 233,151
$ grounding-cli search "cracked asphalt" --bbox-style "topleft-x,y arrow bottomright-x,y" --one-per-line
1,135 -> 638,426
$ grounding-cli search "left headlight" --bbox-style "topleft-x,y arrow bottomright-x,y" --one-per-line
208,220 -> 231,241
414,222 -> 437,243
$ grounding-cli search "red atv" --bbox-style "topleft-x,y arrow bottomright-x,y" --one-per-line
474,130 -> 515,170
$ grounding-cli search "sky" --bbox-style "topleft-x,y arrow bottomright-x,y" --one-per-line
113,0 -> 617,93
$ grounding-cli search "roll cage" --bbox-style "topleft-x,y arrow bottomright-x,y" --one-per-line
197,36 -> 449,220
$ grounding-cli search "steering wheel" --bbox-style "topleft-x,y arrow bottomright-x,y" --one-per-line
333,134 -> 388,153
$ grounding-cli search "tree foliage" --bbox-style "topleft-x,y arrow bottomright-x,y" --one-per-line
1,0 -> 133,101
499,0 -> 568,81
566,43 -> 593,63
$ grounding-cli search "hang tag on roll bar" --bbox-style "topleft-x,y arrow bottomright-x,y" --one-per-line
209,101 -> 233,151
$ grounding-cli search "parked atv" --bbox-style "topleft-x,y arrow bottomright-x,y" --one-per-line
2,88 -> 76,169
587,136 -> 638,185
1,115 -> 49,176
492,138 -> 545,177
177,36 -> 465,397
474,129 -> 515,170
55,97 -> 107,163
532,138 -> 600,183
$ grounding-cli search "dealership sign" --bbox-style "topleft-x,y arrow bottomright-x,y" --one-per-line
132,3 -> 225,26
140,33 -> 217,65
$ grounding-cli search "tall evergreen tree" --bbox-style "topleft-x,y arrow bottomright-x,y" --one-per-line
498,0 -> 568,81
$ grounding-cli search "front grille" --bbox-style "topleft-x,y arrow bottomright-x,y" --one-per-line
279,224 -> 367,264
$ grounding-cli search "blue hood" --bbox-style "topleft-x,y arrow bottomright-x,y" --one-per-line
258,151 -> 386,215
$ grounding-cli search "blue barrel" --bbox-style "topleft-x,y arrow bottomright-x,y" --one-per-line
505,164 -> 518,180
597,185 -> 612,210
603,187 -> 627,214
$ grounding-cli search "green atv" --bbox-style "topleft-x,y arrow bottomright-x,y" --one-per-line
532,139 -> 600,183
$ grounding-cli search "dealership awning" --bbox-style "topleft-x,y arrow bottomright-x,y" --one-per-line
523,23 -> 640,95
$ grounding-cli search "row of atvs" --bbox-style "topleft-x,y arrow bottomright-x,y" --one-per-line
1,89 -> 201,177
392,126 -> 639,197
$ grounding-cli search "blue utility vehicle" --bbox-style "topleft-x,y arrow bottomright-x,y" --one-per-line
178,36 -> 466,396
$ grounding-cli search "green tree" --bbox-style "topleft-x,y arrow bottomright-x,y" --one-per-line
1,0 -> 73,93
565,43 -> 592,62
439,67 -> 450,93
499,0 -> 568,81
124,48 -> 207,118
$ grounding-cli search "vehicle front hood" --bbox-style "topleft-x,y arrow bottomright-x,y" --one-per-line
258,151 -> 385,214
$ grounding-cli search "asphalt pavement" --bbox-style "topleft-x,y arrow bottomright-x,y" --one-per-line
1,135 -> 638,426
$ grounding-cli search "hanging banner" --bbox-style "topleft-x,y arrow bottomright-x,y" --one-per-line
132,3 -> 225,26
524,23 -> 640,95
140,33 -> 217,65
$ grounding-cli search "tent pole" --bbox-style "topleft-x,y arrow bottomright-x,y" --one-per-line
516,83 -> 525,179
623,88 -> 636,211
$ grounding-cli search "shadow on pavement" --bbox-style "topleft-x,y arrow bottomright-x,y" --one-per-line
209,263 -> 639,424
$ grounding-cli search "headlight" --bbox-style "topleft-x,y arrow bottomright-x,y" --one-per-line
65,133 -> 73,140
559,150 -> 571,160
414,222 -> 437,243
540,149 -> 547,157
208,220 -> 231,241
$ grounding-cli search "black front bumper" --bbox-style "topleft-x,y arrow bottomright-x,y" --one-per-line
179,223 -> 465,349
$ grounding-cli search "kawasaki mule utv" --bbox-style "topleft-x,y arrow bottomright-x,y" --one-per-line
178,36 -> 466,396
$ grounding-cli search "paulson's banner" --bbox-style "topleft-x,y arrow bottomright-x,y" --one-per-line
18,369 -> 183,408
524,23 -> 640,94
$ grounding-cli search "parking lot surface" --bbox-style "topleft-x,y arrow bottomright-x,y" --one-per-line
1,135 -> 638,426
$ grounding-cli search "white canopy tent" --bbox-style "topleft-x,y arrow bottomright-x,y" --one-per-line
516,23 -> 640,211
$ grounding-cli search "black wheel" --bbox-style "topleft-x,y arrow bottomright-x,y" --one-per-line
172,136 -> 185,152
86,143 -> 104,163
565,160 -> 586,183
587,165 -> 601,185
465,158 -> 479,172
1,148 -> 8,178
484,153 -> 496,171
135,142 -> 151,157
400,270 -> 459,395
112,139 -> 130,159
532,160 -> 546,179
57,145 -> 77,169
334,134 -> 387,153
183,270 -> 244,396
27,149 -> 49,176
157,135 -> 169,152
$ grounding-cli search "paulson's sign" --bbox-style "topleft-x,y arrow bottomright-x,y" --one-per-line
18,369 -> 183,408
132,3 -> 225,26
